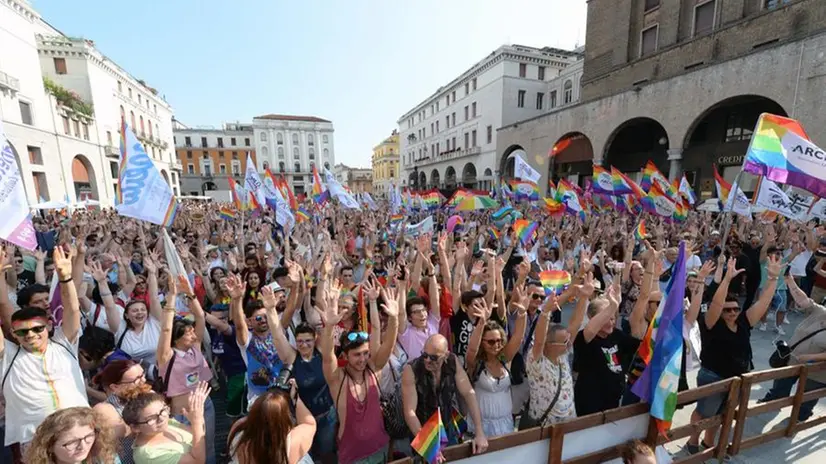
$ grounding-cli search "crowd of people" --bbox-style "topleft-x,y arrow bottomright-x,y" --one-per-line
2,199 -> 826,464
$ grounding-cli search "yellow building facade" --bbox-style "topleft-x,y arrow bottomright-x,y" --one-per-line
372,130 -> 399,195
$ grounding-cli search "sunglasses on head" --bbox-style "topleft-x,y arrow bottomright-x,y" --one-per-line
346,332 -> 368,342
13,325 -> 48,338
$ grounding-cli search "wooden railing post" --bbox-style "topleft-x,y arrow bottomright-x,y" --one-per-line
715,378 -> 741,461
728,376 -> 752,456
787,364 -> 809,437
547,424 -> 564,464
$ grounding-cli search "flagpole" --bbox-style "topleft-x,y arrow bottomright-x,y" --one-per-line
719,166 -> 747,253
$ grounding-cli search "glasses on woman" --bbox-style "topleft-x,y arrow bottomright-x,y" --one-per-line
483,338 -> 504,347
136,406 -> 170,426
117,369 -> 146,385
59,432 -> 96,451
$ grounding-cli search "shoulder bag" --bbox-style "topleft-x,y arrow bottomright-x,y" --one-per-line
769,328 -> 826,368
518,361 -> 563,430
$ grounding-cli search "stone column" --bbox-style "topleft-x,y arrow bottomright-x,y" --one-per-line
667,148 -> 683,181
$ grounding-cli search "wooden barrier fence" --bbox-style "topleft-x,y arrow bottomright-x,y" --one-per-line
388,361 -> 826,464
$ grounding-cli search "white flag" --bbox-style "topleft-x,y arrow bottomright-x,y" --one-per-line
0,121 -> 36,250
723,180 -> 752,217
509,152 -> 541,184
323,169 -> 360,210
405,217 -> 434,237
244,154 -> 268,206
755,179 -> 807,221
808,198 -> 826,221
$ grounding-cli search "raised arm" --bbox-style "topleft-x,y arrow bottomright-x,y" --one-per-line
705,257 -> 743,329
226,274 -> 249,347
685,261 -> 714,326
372,286 -> 399,370
746,255 -> 781,327
582,280 -> 621,343
142,252 -> 163,323
628,249 -> 656,339
156,274 -> 178,368
567,273 -> 595,341
464,300 -> 490,372
262,286 -> 297,365
33,249 -> 46,285
55,246 -> 81,343
320,281 -> 344,384
530,293 -> 558,362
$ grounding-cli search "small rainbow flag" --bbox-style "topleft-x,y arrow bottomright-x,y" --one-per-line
635,220 -> 648,240
390,213 -> 404,228
295,207 -> 311,223
492,206 -> 514,220
509,180 -> 540,202
713,164 -> 731,203
611,167 -> 646,199
487,227 -> 501,241
411,409 -> 448,464
513,219 -> 538,246
539,270 -> 571,295
450,408 -> 468,437
218,207 -> 236,221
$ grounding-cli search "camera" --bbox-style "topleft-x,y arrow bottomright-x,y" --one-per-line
271,365 -> 293,392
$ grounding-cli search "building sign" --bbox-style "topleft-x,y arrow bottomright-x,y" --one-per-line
716,154 -> 744,166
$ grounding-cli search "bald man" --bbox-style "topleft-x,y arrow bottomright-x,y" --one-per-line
401,335 -> 489,457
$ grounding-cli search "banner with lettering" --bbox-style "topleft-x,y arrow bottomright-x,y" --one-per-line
509,151 -> 541,184
755,178 -> 807,222
405,216 -> 434,237
116,121 -> 178,226
0,121 -> 36,250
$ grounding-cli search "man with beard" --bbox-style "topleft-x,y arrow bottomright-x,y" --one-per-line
0,246 -> 87,461
321,284 -> 399,464
401,334 -> 488,460
227,274 -> 293,406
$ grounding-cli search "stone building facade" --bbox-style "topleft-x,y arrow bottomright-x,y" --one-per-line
497,0 -> 826,200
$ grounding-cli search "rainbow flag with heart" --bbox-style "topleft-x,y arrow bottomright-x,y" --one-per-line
539,270 -> 571,295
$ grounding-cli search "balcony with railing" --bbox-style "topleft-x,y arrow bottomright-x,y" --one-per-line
411,146 -> 482,167
104,145 -> 119,158
0,70 -> 20,94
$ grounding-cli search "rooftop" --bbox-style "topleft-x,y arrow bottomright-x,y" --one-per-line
253,114 -> 331,123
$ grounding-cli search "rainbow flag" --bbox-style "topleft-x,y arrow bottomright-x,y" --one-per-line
611,167 -> 646,199
218,206 -> 236,221
539,270 -> 571,295
421,190 -> 442,209
311,165 -> 326,203
631,242 -> 687,435
447,188 -> 471,207
295,207 -> 311,223
641,182 -> 677,218
513,219 -> 538,246
543,196 -> 565,215
450,408 -> 468,437
640,160 -> 675,197
741,113 -> 826,196
509,180 -> 540,202
713,164 -> 731,203
492,206 -> 514,220
487,227 -> 501,241
635,220 -> 648,240
228,177 -> 246,211
411,409 -> 448,464
389,213 -> 404,228
592,165 -> 614,195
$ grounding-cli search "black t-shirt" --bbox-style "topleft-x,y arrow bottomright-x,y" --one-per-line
573,329 -> 641,416
16,270 -> 36,292
699,311 -> 753,379
450,309 -> 476,358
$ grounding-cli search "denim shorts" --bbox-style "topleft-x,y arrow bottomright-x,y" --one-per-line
695,368 -> 727,418
771,291 -> 788,313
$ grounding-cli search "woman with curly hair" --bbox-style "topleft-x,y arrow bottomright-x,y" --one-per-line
25,407 -> 117,464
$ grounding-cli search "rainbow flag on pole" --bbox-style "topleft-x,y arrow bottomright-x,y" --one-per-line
218,206 -> 236,221
411,409 -> 448,464
741,113 -> 826,195
513,219 -> 538,246
631,242 -> 687,435
611,167 -> 646,199
635,220 -> 648,240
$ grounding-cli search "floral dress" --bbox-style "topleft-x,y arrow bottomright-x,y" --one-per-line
526,350 -> 576,425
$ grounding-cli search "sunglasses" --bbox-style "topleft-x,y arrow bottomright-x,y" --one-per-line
723,306 -> 741,313
347,332 -> 368,342
13,325 -> 48,338
253,315 -> 267,323
421,352 -> 443,362
483,339 -> 504,346
531,294 -> 545,300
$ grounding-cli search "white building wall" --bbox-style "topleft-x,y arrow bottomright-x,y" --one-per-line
397,45 -> 581,190
252,118 -> 335,192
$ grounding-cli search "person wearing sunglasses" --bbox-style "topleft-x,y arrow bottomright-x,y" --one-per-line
1,246 -> 88,457
401,333 -> 489,458
320,283 -> 400,464
122,382 -> 211,464
686,256 -> 781,454
24,407 -> 117,464
261,285 -> 336,463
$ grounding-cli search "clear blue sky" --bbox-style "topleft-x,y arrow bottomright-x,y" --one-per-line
35,0 -> 586,168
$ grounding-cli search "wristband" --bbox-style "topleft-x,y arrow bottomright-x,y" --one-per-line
59,277 -> 73,284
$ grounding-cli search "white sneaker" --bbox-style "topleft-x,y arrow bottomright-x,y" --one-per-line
784,317 -> 791,325
776,326 -> 787,336
759,322 -> 768,332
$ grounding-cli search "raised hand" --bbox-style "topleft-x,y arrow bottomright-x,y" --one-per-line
766,254 -> 783,279
182,381 -> 211,423
33,249 -> 47,262
177,274 -> 194,297
87,261 -> 107,282
54,245 -> 74,280
260,285 -> 277,310
224,274 -> 246,300
606,279 -> 621,309
437,231 -> 448,254
724,257 -> 745,280
577,271 -> 596,298
380,286 -> 399,317
286,260 -> 303,286
362,278 -> 380,301
698,260 -> 716,280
